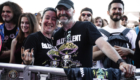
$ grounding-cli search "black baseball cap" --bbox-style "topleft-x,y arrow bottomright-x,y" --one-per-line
56,0 -> 74,9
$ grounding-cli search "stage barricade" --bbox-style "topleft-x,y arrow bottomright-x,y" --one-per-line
0,63 -> 139,80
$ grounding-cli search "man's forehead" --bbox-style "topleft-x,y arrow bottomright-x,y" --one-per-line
81,11 -> 91,14
111,3 -> 123,8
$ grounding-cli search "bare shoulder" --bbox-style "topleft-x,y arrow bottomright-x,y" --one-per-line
12,38 -> 17,45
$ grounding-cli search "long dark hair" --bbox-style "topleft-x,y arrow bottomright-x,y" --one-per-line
16,13 -> 38,43
0,1 -> 23,25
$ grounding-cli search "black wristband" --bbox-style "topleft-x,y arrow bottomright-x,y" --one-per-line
117,59 -> 125,65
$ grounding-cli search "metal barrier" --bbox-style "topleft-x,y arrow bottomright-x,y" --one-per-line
0,63 -> 139,80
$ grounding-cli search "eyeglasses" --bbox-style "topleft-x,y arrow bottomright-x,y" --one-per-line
139,20 -> 140,22
81,13 -> 91,17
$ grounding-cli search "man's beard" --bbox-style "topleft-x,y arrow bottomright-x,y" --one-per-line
58,14 -> 71,24
110,13 -> 122,22
3,17 -> 13,23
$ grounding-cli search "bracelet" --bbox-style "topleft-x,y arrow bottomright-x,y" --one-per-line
116,59 -> 125,65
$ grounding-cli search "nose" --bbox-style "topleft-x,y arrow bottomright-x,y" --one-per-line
115,8 -> 120,13
48,18 -> 52,23
23,23 -> 26,27
60,10 -> 66,14
3,12 -> 7,15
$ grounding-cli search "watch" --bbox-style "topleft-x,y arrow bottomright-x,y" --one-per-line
117,59 -> 125,65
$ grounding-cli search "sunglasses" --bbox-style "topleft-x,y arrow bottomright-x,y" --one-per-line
81,13 -> 91,17
139,20 -> 140,22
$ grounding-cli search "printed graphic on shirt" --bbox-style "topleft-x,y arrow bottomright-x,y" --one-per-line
47,47 -> 60,67
93,69 -> 108,80
56,34 -> 82,68
3,34 -> 15,50
41,42 -> 53,49
56,34 -> 81,46
41,42 -> 60,67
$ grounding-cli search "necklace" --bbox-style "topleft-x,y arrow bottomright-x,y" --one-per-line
45,36 -> 55,49
64,29 -> 71,44
64,21 -> 76,44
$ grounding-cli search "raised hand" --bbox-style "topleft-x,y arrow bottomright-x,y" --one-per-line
21,47 -> 34,65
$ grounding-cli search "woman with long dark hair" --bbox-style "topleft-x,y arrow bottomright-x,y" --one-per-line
9,13 -> 38,63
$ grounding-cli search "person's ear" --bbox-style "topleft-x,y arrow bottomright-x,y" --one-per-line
73,9 -> 75,14
107,11 -> 110,15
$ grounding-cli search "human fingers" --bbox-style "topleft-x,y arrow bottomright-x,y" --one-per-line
114,45 -> 120,48
21,47 -> 25,60
119,62 -> 126,73
122,56 -> 127,59
125,65 -> 135,78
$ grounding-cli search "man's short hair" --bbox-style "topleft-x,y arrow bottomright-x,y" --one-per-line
0,1 -> 23,24
108,0 -> 124,11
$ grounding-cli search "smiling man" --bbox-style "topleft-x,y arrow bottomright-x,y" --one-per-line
93,0 -> 136,77
0,1 -> 22,63
54,0 -> 135,78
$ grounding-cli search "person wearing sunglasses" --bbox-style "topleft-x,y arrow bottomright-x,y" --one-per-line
78,7 -> 94,24
121,15 -> 128,27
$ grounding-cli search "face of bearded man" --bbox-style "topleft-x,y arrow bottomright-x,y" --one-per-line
1,6 -> 14,23
56,5 -> 74,24
109,3 -> 124,22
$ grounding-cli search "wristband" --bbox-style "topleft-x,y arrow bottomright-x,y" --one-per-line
117,59 -> 125,65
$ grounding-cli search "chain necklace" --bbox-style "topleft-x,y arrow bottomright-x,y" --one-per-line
45,36 -> 55,49
64,21 -> 76,44
64,29 -> 71,44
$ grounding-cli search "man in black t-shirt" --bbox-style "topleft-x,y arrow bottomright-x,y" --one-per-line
0,1 -> 22,63
54,0 -> 135,78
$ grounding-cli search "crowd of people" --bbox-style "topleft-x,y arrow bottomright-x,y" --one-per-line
0,0 -> 139,79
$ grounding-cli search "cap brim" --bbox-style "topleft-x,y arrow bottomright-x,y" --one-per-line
56,3 -> 71,9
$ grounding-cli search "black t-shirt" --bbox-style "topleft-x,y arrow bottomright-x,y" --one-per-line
23,31 -> 60,67
54,21 -> 102,67
134,31 -> 140,68
0,26 -> 17,63
3,26 -> 17,50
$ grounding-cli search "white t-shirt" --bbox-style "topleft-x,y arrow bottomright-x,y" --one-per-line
93,25 -> 137,68
101,25 -> 137,49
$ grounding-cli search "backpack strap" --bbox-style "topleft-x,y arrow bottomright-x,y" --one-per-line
121,28 -> 131,36
99,29 -> 110,37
